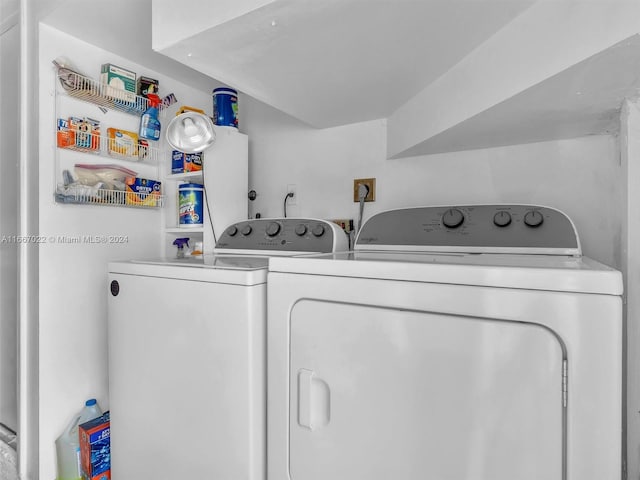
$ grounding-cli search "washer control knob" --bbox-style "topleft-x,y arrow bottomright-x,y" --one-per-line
442,208 -> 464,229
312,224 -> 326,237
241,225 -> 253,236
295,224 -> 308,236
524,210 -> 544,228
493,211 -> 512,227
266,222 -> 281,237
227,226 -> 238,236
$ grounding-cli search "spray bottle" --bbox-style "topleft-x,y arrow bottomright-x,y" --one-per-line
139,93 -> 161,141
173,238 -> 190,259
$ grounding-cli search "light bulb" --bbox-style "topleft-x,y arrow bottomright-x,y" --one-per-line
182,117 -> 198,136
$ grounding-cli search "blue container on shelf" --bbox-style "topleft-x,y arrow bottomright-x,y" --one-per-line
212,87 -> 238,128
178,183 -> 204,227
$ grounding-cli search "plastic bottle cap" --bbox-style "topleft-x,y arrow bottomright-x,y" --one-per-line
213,87 -> 237,95
173,238 -> 190,249
85,399 -> 97,406
147,93 -> 161,107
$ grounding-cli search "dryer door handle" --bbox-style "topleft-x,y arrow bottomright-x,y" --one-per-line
297,369 -> 331,430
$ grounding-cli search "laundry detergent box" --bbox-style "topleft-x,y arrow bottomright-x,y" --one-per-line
183,152 -> 203,172
172,150 -> 203,173
125,177 -> 162,207
79,411 -> 110,480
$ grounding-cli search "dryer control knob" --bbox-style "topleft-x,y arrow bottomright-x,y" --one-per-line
312,224 -> 325,237
524,210 -> 544,228
442,208 -> 464,229
295,224 -> 308,236
227,226 -> 238,236
266,222 -> 281,237
493,211 -> 512,227
241,225 -> 253,236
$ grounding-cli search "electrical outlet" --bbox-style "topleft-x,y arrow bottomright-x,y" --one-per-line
332,219 -> 355,233
353,178 -> 376,202
286,184 -> 297,205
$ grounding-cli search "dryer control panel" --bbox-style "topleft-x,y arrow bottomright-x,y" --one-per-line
355,204 -> 581,255
216,218 -> 349,253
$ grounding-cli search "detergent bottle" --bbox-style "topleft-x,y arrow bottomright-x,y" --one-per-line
139,93 -> 161,141
55,399 -> 103,480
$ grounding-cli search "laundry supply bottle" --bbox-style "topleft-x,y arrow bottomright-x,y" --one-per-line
173,237 -> 190,258
55,399 -> 103,480
139,93 -> 161,141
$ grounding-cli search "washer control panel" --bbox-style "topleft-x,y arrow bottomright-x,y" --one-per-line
216,218 -> 348,253
355,205 -> 580,255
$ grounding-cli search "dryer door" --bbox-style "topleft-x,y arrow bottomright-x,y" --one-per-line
289,300 -> 564,480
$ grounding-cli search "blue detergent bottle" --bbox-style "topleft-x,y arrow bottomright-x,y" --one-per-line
139,93 -> 161,141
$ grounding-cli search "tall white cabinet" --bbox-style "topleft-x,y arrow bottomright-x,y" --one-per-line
164,126 -> 248,257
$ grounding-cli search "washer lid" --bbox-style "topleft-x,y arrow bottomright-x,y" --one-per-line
109,254 -> 268,285
268,251 -> 623,295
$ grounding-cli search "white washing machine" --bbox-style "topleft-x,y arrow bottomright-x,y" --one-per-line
107,218 -> 347,480
267,204 -> 623,480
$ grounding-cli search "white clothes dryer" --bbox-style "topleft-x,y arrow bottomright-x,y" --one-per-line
107,218 -> 347,480
267,205 -> 623,480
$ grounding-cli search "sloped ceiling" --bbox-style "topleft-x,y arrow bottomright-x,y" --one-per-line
154,0 -> 536,128
0,0 -> 19,33
395,34 -> 640,156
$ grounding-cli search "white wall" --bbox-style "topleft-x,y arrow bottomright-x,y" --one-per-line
0,19 -> 19,434
20,1 -> 41,476
37,24 -> 213,480
244,97 -> 623,269
622,97 -> 640,480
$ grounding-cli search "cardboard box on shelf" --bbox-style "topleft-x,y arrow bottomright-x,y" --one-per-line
100,63 -> 137,102
125,177 -> 162,207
